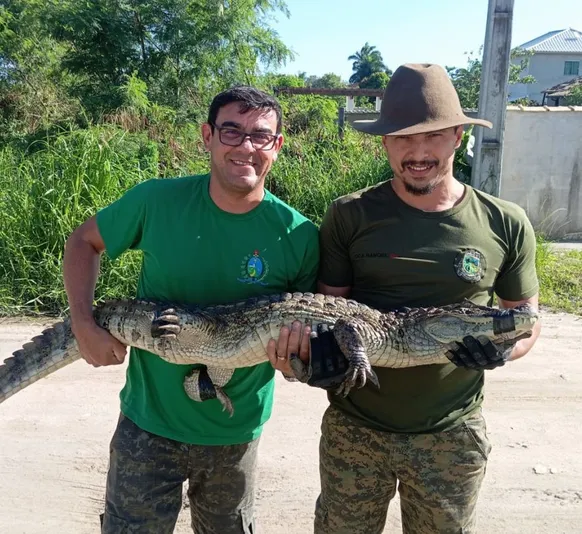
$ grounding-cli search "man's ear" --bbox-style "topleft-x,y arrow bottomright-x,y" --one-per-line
272,133 -> 284,159
201,123 -> 213,151
454,125 -> 464,149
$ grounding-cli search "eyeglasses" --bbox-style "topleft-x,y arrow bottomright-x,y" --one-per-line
212,123 -> 279,150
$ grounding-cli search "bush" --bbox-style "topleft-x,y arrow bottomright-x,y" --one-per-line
0,127 -> 160,313
279,95 -> 339,136
0,124 -> 390,314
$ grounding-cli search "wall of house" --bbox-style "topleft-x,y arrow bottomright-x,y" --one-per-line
509,52 -> 582,103
499,106 -> 582,237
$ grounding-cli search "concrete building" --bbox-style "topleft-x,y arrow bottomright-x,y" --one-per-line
499,106 -> 582,238
509,28 -> 582,104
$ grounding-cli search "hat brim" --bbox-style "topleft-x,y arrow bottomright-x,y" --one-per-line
351,116 -> 493,136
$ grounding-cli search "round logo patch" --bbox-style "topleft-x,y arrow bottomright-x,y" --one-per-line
238,249 -> 270,286
454,249 -> 486,283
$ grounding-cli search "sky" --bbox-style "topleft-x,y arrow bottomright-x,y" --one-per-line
268,0 -> 582,80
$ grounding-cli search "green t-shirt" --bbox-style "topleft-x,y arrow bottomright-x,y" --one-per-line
96,174 -> 319,445
318,180 -> 538,434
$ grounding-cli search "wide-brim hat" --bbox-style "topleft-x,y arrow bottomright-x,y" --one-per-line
352,63 -> 493,136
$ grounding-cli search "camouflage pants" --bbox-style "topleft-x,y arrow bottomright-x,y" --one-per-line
100,414 -> 258,534
314,406 -> 492,534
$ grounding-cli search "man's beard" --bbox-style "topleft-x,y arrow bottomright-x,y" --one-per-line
399,159 -> 442,196
403,180 -> 438,196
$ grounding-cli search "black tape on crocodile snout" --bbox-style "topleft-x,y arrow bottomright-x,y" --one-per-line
493,314 -> 516,335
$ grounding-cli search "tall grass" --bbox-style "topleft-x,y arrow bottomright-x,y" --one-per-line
269,130 -> 391,224
1,127 -> 159,314
2,124 -> 580,317
535,236 -> 582,314
0,125 -> 390,315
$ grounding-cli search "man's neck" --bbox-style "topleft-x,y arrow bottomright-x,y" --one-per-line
208,176 -> 265,215
391,176 -> 466,212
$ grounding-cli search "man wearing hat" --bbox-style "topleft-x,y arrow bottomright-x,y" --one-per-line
272,63 -> 541,533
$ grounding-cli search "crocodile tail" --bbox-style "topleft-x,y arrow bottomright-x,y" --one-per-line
0,319 -> 80,404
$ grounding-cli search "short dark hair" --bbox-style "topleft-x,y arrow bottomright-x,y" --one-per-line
207,86 -> 283,134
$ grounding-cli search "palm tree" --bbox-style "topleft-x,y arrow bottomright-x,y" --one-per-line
348,43 -> 388,84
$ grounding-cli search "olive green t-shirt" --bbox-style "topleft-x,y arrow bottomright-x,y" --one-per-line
318,180 -> 538,434
96,174 -> 319,445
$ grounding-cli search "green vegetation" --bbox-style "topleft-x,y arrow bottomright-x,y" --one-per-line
446,47 -> 535,108
535,237 -> 582,315
0,2 -> 578,317
564,84 -> 582,106
347,42 -> 391,85
1,124 -> 579,317
0,125 -> 390,315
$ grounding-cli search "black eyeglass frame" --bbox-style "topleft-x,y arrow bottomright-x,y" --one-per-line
211,122 -> 280,150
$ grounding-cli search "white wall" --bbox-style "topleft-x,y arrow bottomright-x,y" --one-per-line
499,106 -> 582,238
509,53 -> 582,104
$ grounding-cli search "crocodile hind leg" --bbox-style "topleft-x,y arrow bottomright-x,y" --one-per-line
183,367 -> 236,417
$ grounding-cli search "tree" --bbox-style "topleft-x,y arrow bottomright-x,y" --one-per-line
0,0 -> 81,141
446,47 -> 535,109
306,73 -> 346,89
356,71 -> 390,107
564,84 -> 582,106
347,42 -> 388,85
359,71 -> 390,90
37,0 -> 293,116
262,72 -> 305,89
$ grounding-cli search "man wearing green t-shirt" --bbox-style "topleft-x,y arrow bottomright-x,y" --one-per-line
273,64 -> 542,533
62,86 -> 319,533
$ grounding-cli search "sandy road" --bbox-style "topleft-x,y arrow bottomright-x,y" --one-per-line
0,310 -> 581,533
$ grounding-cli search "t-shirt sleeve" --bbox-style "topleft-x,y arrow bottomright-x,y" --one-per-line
95,180 -> 153,261
289,221 -> 320,293
494,210 -> 539,301
318,201 -> 353,288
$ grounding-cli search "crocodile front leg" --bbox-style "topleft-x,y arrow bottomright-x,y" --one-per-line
289,318 -> 380,396
332,317 -> 380,396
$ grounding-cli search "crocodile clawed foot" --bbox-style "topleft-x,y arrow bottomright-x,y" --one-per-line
333,365 -> 380,397
151,308 -> 182,339
366,367 -> 380,389
334,366 -> 364,397
214,387 -> 234,418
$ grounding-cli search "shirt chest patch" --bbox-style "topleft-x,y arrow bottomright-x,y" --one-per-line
454,248 -> 487,283
237,249 -> 270,286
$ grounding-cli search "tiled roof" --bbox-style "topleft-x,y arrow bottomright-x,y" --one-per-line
517,28 -> 582,53
543,76 -> 582,97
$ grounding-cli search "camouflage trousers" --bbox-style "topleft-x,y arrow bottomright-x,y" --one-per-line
314,406 -> 492,534
100,413 -> 258,534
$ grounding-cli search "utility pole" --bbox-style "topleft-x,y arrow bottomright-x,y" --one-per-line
471,0 -> 514,197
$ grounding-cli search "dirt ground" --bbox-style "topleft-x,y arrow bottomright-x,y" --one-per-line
0,310 -> 581,534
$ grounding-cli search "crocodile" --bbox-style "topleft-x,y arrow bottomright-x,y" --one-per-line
0,292 -> 538,415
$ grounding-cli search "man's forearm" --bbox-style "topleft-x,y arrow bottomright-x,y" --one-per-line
509,320 -> 542,361
63,232 -> 101,330
498,295 -> 541,362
